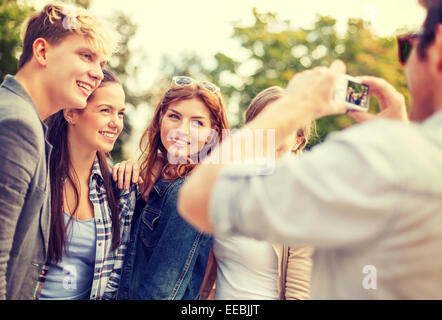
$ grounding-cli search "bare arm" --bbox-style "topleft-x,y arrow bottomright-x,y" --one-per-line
178,61 -> 347,233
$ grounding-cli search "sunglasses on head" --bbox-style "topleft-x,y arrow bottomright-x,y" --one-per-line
172,76 -> 220,94
397,32 -> 423,66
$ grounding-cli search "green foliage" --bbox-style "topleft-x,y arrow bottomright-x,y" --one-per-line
0,0 -> 33,81
207,8 -> 410,147
106,11 -> 149,162
145,53 -> 211,110
152,8 -> 410,148
149,7 -> 410,148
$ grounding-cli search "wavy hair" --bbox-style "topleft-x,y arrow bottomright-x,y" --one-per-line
138,80 -> 230,199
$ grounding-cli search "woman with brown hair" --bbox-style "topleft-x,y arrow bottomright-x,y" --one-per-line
213,86 -> 314,300
34,69 -> 135,300
116,76 -> 230,300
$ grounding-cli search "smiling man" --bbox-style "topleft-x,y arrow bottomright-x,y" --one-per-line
0,4 -> 118,299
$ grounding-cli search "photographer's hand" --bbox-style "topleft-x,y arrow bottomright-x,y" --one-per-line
348,76 -> 409,122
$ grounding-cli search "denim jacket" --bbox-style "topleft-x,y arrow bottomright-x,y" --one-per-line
117,177 -> 212,300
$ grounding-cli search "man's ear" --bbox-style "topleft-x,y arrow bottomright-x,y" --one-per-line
63,109 -> 78,125
32,38 -> 50,67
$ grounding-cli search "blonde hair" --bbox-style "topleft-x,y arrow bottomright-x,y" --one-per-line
245,86 -> 314,155
18,4 -> 119,69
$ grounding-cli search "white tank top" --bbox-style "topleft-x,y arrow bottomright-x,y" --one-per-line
213,235 -> 279,300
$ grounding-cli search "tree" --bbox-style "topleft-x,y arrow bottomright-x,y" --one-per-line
145,52 -> 211,110
0,0 -> 33,81
106,11 -> 149,162
207,8 -> 410,147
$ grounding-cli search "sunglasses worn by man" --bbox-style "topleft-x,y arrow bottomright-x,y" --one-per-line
397,32 -> 423,65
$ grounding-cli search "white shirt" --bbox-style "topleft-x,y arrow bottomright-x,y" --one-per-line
209,111 -> 442,299
213,235 -> 279,300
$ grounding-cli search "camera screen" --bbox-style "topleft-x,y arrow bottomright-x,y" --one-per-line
345,80 -> 369,109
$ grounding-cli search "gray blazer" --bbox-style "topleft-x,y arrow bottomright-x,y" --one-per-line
0,75 -> 52,299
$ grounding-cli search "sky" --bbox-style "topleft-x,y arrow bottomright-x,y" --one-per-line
28,0 -> 428,158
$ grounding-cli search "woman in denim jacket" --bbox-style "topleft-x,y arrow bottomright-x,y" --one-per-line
117,76 -> 230,300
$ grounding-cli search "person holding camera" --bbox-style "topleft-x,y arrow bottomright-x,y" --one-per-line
178,0 -> 442,299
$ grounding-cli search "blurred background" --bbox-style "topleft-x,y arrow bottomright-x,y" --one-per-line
0,0 -> 426,162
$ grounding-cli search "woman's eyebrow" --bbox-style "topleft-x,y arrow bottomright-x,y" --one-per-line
168,108 -> 209,120
97,104 -> 114,109
168,108 -> 182,116
97,104 -> 125,111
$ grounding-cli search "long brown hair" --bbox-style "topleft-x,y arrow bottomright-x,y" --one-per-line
139,80 -> 230,200
46,69 -> 122,263
245,86 -> 314,155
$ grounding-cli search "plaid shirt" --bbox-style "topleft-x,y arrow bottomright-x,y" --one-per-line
33,157 -> 136,300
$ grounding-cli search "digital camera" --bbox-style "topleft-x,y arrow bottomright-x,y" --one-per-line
334,75 -> 369,112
